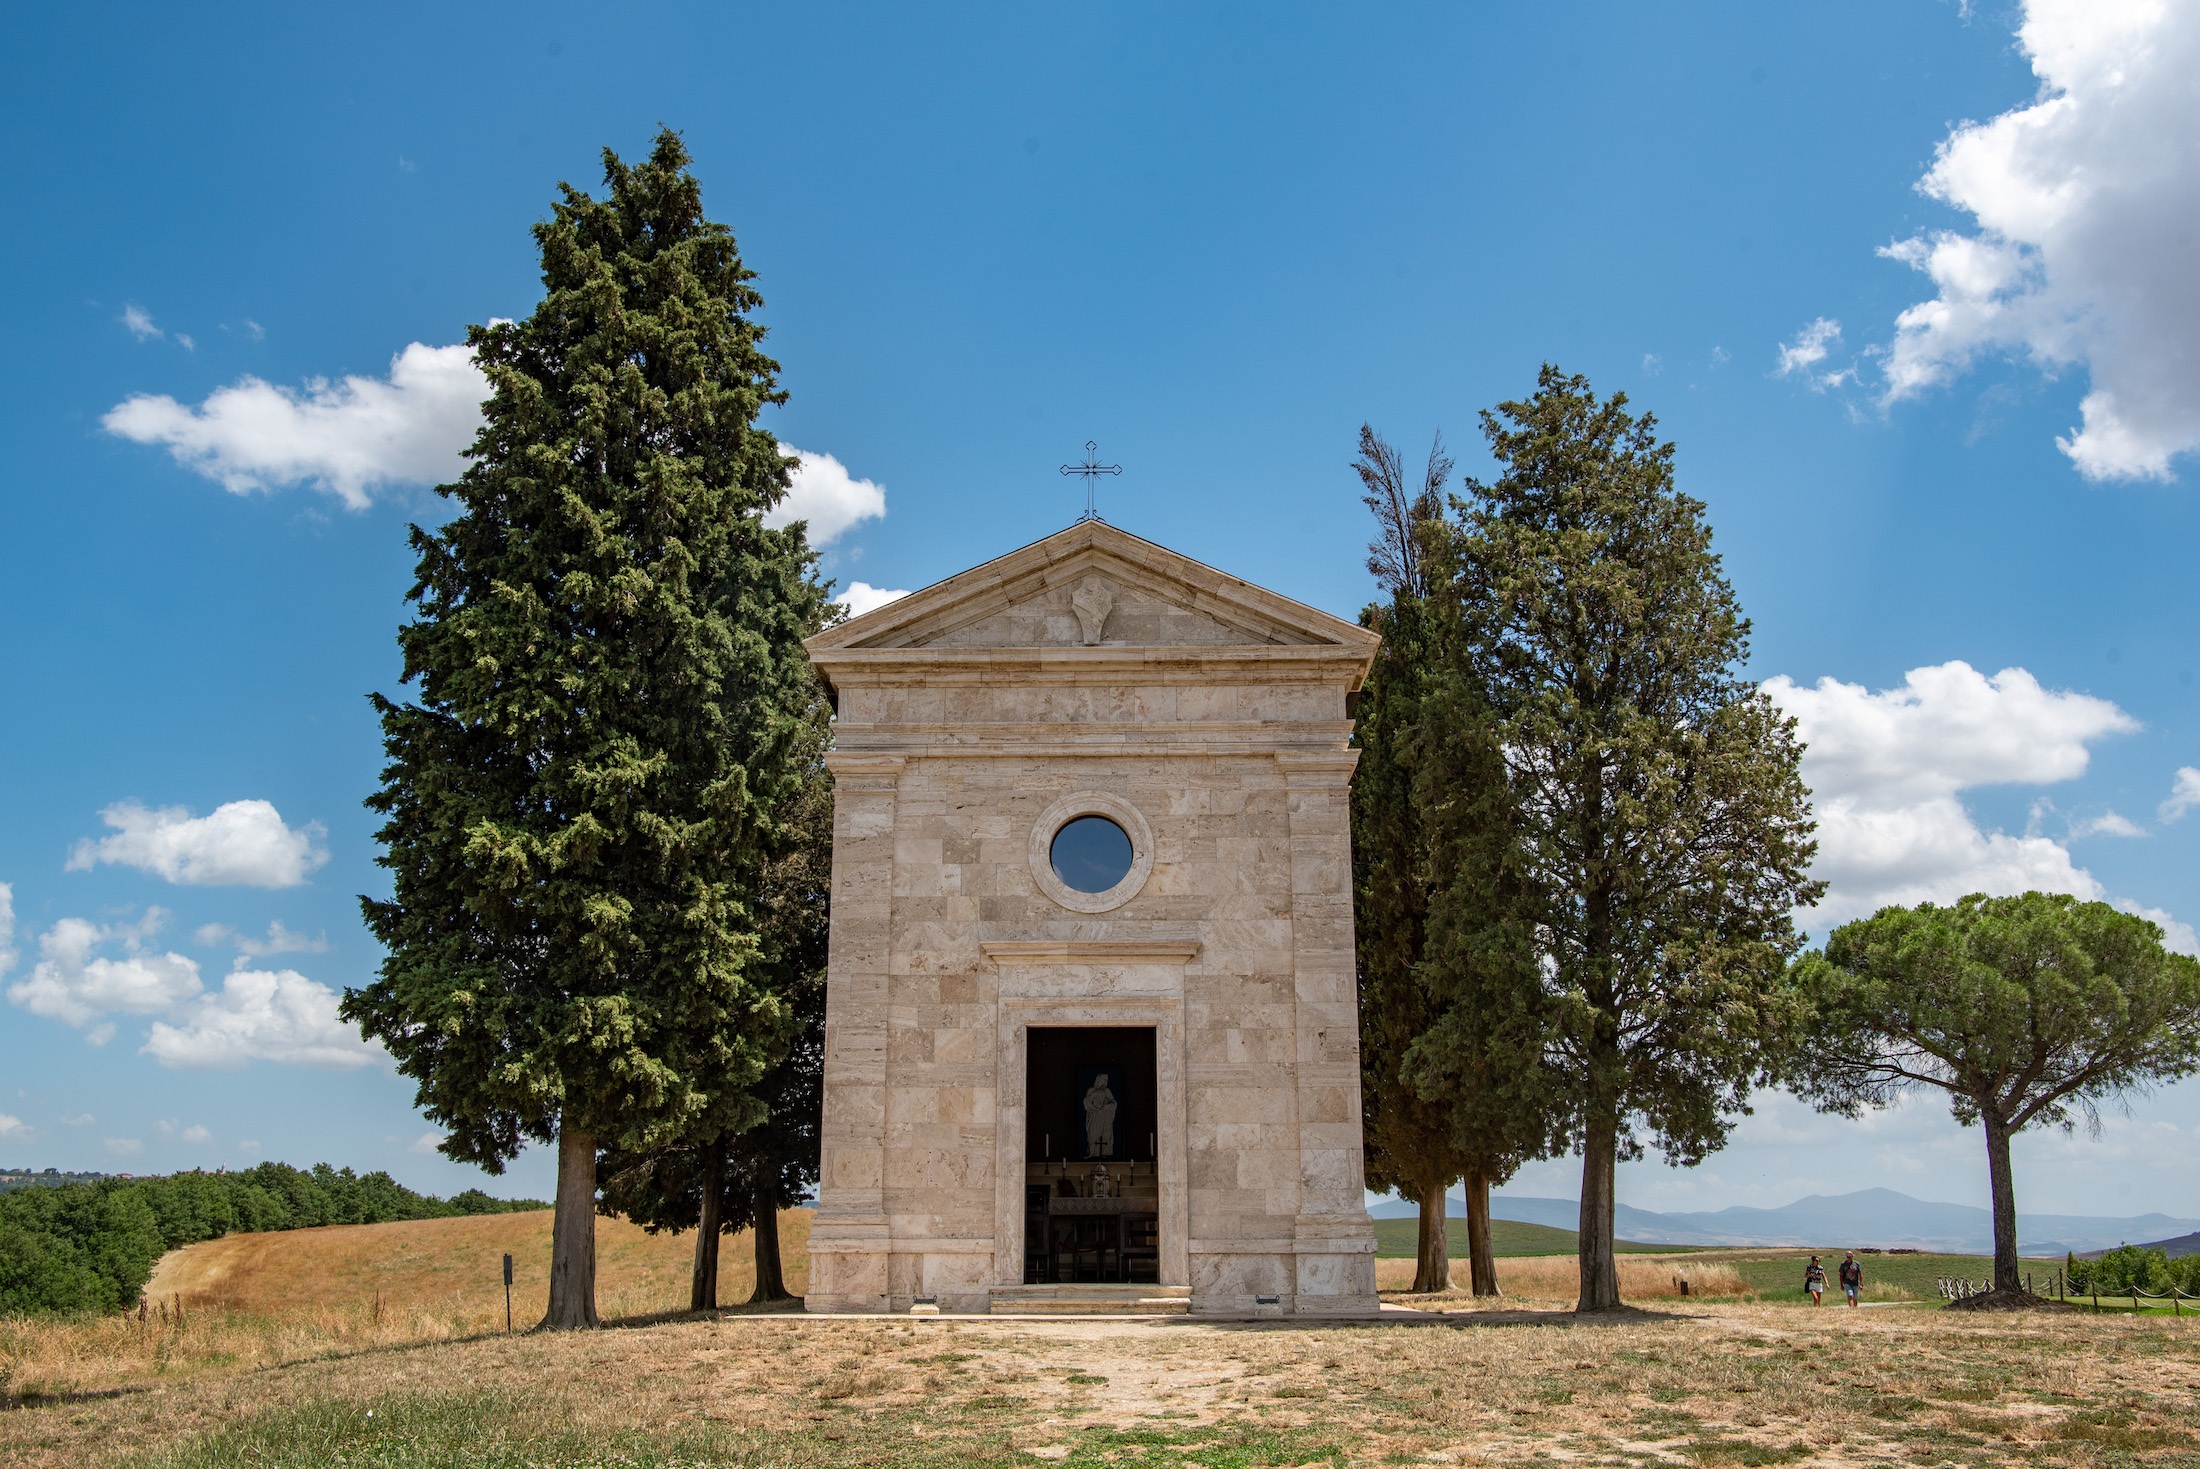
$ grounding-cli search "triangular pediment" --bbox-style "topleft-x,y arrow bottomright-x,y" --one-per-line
808,521 -> 1378,653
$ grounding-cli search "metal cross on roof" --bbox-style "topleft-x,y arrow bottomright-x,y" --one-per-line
1058,440 -> 1122,523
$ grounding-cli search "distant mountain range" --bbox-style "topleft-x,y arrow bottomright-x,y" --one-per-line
1368,1187 -> 2200,1256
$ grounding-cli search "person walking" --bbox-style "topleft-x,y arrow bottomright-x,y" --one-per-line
1804,1255 -> 1826,1305
1838,1251 -> 1863,1307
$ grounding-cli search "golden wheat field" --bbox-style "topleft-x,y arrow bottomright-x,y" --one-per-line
1,1208 -> 809,1410
6,1214 -> 2199,1468
1374,1253 -> 1752,1301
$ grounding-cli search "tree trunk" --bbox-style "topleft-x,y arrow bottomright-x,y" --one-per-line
1465,1165 -> 1500,1297
541,1125 -> 599,1330
1413,1181 -> 1453,1293
749,1185 -> 791,1303
1982,1109 -> 2021,1294
690,1149 -> 723,1313
1577,1104 -> 1621,1311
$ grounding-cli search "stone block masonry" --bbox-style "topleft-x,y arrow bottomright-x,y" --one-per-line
803,520 -> 1381,1316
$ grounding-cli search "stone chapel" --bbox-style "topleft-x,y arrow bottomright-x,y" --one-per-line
802,520 -> 1381,1316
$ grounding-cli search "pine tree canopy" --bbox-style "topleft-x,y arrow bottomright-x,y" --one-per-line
344,130 -> 831,1171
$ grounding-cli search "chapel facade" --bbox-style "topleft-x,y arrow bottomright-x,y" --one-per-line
802,521 -> 1381,1316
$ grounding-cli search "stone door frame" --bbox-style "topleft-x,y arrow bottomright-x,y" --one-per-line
985,941 -> 1196,1292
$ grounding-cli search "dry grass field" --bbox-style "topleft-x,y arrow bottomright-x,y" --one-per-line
0,1208 -> 809,1408
6,1216 -> 2199,1468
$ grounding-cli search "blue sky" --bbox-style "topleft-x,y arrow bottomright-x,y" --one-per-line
5,2 -> 2199,1217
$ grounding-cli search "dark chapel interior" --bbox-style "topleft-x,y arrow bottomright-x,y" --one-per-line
1022,1025 -> 1160,1284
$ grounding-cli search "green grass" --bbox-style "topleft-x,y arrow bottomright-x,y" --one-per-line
148,1388 -> 1354,1469
1370,1215 -> 1688,1258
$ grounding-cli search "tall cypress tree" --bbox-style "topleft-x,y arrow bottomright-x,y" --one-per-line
1352,427 -> 1475,1294
344,131 -> 827,1329
598,697 -> 833,1309
1436,367 -> 1821,1311
1352,426 -> 1554,1297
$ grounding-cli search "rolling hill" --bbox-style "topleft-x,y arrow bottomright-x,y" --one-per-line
1372,1187 -> 2200,1255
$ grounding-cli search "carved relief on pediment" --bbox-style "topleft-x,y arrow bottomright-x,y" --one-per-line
914,573 -> 1280,649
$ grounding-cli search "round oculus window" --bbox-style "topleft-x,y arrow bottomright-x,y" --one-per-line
1049,815 -> 1134,894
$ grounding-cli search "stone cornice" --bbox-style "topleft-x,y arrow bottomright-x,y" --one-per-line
981,940 -> 1203,963
811,643 -> 1377,688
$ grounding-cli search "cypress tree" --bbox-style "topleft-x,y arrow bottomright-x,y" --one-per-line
598,702 -> 833,1309
344,131 -> 828,1329
1352,426 -> 1554,1297
1352,428 -> 1475,1294
1437,368 -> 1821,1311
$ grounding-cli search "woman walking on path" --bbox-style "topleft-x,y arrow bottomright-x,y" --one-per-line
1804,1256 -> 1826,1305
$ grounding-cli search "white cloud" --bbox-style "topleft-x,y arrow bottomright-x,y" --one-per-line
8,915 -> 203,1028
2120,902 -> 2200,958
103,342 -> 489,509
410,1130 -> 446,1156
834,581 -> 911,618
1765,660 -> 2136,923
7,914 -> 375,1070
0,881 -> 14,976
141,963 -> 381,1071
0,1113 -> 28,1139
194,920 -> 328,956
1877,0 -> 2200,480
2070,810 -> 2145,838
2161,766 -> 2200,823
59,1112 -> 94,1127
181,1123 -> 212,1144
121,305 -> 161,341
1776,317 -> 1850,388
103,1137 -> 144,1157
69,799 -> 328,888
764,448 -> 887,545
239,1139 -> 261,1154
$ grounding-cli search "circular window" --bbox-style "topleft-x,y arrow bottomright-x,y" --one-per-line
1050,815 -> 1134,894
1027,791 -> 1155,914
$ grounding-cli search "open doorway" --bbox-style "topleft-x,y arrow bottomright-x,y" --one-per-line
1023,1026 -> 1159,1284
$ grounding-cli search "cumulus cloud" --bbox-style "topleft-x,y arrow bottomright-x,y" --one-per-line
1765,660 -> 2136,923
6,913 -> 377,1069
764,448 -> 887,545
103,342 -> 488,509
1776,317 -> 1853,388
834,581 -> 911,618
2161,766 -> 2200,823
410,1131 -> 446,1156
2069,810 -> 2145,839
143,963 -> 380,1070
0,881 -> 14,976
1876,0 -> 2200,480
0,1113 -> 28,1139
103,1137 -> 144,1157
194,920 -> 328,956
59,1112 -> 94,1127
69,800 -> 328,888
8,914 -> 202,1028
121,305 -> 162,341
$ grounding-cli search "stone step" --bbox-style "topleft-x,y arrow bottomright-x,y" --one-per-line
989,1284 -> 1191,1316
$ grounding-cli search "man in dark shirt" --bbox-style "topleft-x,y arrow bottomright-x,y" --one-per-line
1839,1251 -> 1863,1307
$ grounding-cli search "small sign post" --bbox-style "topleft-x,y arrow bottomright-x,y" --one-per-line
502,1253 -> 514,1334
